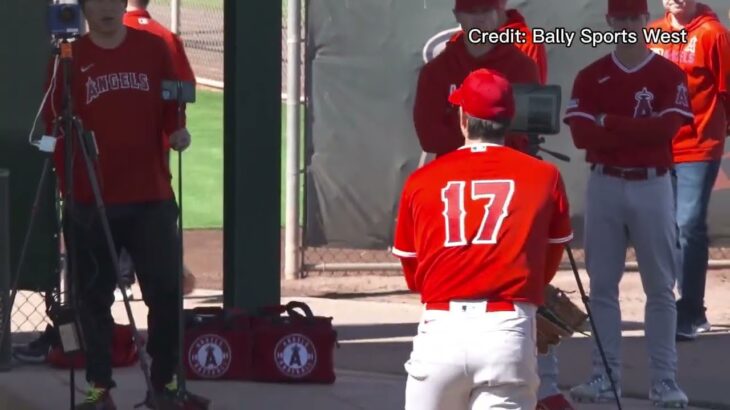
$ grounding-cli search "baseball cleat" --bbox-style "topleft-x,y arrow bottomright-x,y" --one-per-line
75,385 -> 117,410
569,374 -> 621,403
649,379 -> 689,408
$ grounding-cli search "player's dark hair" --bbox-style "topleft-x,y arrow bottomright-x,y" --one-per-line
129,0 -> 151,7
466,115 -> 511,142
79,0 -> 129,10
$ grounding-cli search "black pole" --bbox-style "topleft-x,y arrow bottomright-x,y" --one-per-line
564,244 -> 623,409
59,38 -> 78,410
0,169 -> 10,371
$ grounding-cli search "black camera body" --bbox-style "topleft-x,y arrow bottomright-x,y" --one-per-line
48,2 -> 83,38
510,84 -> 562,135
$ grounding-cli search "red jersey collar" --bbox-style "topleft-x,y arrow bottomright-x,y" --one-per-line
125,9 -> 152,19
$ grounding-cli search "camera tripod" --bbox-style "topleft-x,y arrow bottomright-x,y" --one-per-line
526,134 -> 622,409
0,37 -> 160,410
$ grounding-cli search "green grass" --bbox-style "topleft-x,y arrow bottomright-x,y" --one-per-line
170,89 -> 303,229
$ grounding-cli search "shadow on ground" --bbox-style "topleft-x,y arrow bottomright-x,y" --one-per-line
333,322 -> 730,409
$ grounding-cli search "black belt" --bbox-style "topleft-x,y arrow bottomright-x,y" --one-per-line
591,164 -> 669,180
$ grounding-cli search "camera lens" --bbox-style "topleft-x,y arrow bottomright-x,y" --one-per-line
58,5 -> 76,23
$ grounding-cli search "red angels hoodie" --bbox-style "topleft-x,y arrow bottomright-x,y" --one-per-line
502,9 -> 548,85
647,3 -> 730,163
413,30 -> 540,156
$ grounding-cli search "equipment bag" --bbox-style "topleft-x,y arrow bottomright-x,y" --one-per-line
249,301 -> 338,384
183,307 -> 253,380
47,322 -> 140,369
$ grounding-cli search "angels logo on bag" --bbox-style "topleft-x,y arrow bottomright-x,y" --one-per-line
274,333 -> 317,378
188,334 -> 232,378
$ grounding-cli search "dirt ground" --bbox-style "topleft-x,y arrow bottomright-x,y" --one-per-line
184,229 -> 730,331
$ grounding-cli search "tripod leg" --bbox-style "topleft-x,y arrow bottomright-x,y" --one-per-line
176,148 -> 186,396
73,125 -> 159,410
564,244 -> 623,409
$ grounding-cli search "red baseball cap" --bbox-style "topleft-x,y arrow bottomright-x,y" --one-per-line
608,0 -> 648,17
448,69 -> 515,121
454,0 -> 501,12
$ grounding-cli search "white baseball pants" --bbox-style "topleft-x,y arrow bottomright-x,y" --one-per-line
404,301 -> 540,410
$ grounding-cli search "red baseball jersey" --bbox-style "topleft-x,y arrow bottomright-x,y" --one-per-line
124,10 -> 196,83
647,4 -> 730,162
413,39 -> 539,156
392,144 -> 573,306
43,28 -> 181,205
563,52 -> 694,168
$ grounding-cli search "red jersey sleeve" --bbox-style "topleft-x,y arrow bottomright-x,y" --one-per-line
601,68 -> 692,144
170,34 -> 196,84
392,183 -> 417,259
707,30 -> 730,119
548,171 -> 573,244
563,70 -> 598,125
656,69 -> 694,122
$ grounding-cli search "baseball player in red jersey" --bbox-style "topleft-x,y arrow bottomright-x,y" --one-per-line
123,0 -> 196,83
564,0 -> 692,406
394,68 -> 573,410
43,0 -> 206,408
415,2 -> 573,408
646,0 -> 730,342
115,0 -> 198,301
413,0 -> 540,157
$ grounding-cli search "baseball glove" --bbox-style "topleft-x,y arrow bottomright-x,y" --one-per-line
536,285 -> 589,354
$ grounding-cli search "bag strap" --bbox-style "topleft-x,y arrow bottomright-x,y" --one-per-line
285,301 -> 314,319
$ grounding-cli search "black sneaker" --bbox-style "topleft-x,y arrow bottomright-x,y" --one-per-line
13,325 -> 57,363
694,307 -> 711,334
135,378 -> 211,410
75,385 -> 116,410
676,308 -> 697,341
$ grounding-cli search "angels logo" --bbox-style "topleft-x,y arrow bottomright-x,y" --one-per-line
274,333 -> 317,378
675,83 -> 689,107
188,334 -> 232,378
86,72 -> 150,104
422,27 -> 461,63
633,87 -> 655,118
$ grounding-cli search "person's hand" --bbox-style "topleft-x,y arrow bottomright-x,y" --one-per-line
169,128 -> 191,151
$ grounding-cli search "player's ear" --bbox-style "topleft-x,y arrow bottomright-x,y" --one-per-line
459,108 -> 469,138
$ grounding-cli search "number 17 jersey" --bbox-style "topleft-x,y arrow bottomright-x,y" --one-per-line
393,143 -> 573,306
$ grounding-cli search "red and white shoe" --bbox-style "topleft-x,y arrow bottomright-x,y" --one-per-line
537,393 -> 575,410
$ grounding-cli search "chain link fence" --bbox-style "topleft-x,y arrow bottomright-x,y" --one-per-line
155,0 -> 730,277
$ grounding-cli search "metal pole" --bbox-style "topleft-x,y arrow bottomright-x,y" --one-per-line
171,0 -> 181,35
284,0 -> 302,280
0,170 -> 11,370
